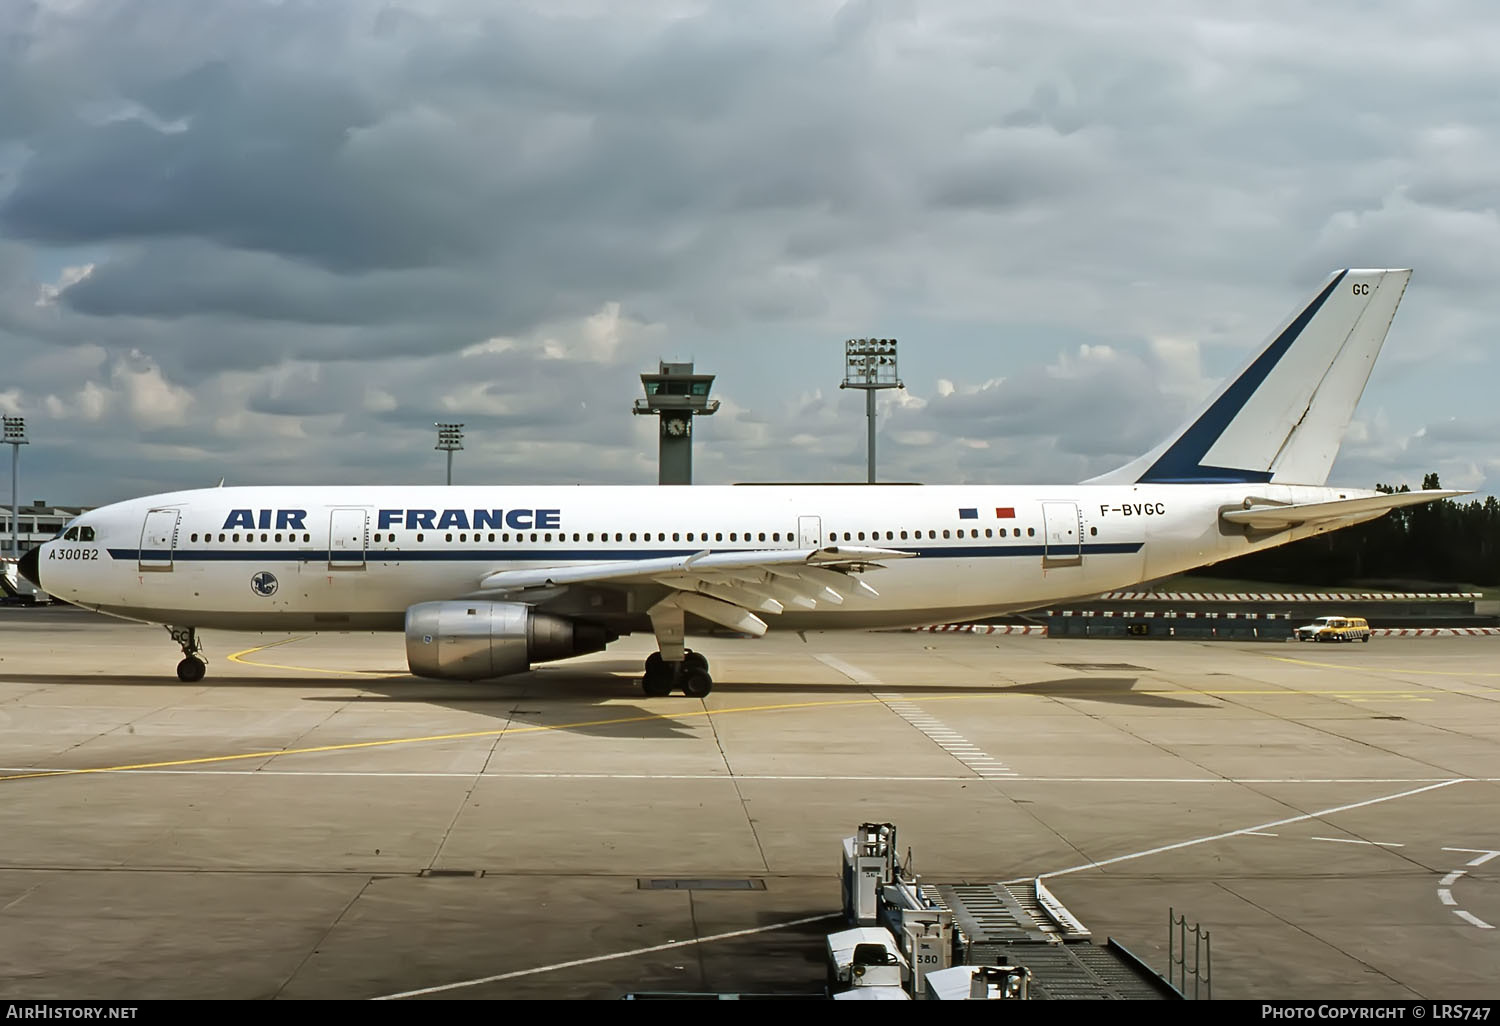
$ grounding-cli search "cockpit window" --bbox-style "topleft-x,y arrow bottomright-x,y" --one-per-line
80,526 -> 95,542
64,527 -> 79,541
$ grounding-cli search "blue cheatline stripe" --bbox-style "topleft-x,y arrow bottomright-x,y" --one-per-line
107,542 -> 1143,564
1137,270 -> 1348,484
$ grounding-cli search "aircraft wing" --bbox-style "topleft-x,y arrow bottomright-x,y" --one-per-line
476,545 -> 914,635
1221,489 -> 1468,530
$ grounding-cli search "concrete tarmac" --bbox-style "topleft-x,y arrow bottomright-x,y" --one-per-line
1,606 -> 1497,1000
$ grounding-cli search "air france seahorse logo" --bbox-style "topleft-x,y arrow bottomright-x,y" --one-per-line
251,571 -> 279,597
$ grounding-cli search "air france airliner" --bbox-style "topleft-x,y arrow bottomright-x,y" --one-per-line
20,269 -> 1461,695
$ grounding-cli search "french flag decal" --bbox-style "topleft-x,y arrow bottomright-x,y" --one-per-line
995,507 -> 1016,519
958,508 -> 978,520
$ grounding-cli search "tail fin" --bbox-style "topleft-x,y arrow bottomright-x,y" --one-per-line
1088,269 -> 1411,486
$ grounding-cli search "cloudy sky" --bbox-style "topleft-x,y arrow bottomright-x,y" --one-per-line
2,0 -> 1497,507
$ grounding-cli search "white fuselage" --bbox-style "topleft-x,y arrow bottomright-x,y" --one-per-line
38,482 -> 1369,633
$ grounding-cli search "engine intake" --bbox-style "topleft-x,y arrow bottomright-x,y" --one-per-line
405,601 -> 613,680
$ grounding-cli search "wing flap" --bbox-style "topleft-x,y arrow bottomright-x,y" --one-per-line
477,545 -> 911,592
1221,489 -> 1468,529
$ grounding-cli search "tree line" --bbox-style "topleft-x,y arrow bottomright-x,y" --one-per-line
1187,474 -> 1500,587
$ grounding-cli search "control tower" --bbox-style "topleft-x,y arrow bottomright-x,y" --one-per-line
632,361 -> 720,485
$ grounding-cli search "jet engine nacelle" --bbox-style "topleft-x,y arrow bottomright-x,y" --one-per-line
404,600 -> 613,680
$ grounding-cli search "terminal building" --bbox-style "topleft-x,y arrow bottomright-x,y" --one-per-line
3,501 -> 89,555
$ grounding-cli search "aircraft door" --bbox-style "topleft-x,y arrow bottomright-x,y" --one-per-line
138,509 -> 181,570
798,515 -> 822,548
328,509 -> 368,569
1041,501 -> 1083,567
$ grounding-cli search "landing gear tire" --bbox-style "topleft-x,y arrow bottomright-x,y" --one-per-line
642,653 -> 674,697
679,668 -> 713,698
683,650 -> 708,672
166,625 -> 206,682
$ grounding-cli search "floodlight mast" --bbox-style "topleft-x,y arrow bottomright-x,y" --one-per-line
839,339 -> 902,484
434,423 -> 464,486
3,416 -> 26,559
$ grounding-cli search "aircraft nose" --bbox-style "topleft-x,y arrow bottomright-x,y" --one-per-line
18,546 -> 41,589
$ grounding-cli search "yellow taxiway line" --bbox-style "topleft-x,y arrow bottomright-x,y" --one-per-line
1270,654 -> 1500,678
226,637 -> 408,677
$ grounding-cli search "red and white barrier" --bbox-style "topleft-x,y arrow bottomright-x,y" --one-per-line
1096,591 -> 1482,602
1371,628 -> 1500,637
1050,610 -> 1288,619
908,623 -> 1500,638
910,624 -> 1047,635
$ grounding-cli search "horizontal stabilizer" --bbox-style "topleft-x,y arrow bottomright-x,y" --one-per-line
1221,489 -> 1468,530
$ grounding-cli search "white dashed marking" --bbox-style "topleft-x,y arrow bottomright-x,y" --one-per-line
871,692 -> 1018,778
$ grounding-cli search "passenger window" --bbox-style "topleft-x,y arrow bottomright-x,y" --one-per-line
459,533 -> 467,542
899,530 -> 907,540
942,530 -> 950,539
673,532 -> 680,541
261,533 -> 268,542
773,532 -> 780,542
544,533 -> 552,542
303,534 -> 310,543
189,533 -> 198,542
658,533 -> 666,541
615,533 -> 622,541
1028,528 -> 1036,537
445,533 -> 453,542
985,529 -> 992,538
489,533 -> 496,542
502,533 -> 510,542
276,533 -> 283,543
716,533 -> 723,541
233,533 -> 241,542
1090,527 -> 1098,536
417,533 -> 424,542
758,532 -> 766,542
219,533 -> 226,542
928,530 -> 936,539
729,533 -> 737,541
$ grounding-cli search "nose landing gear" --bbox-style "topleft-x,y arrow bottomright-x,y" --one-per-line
167,626 -> 207,682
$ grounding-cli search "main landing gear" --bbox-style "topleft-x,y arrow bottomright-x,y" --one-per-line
641,650 -> 713,698
167,625 -> 207,682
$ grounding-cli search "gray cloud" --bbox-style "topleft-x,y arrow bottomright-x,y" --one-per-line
1,0 -> 1497,506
